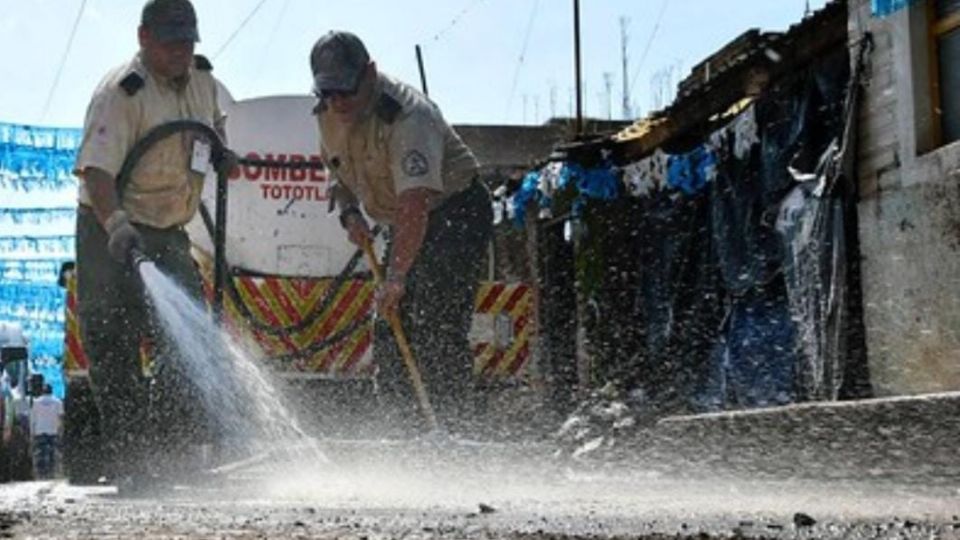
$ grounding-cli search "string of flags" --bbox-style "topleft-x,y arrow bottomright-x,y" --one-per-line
0,121 -> 81,366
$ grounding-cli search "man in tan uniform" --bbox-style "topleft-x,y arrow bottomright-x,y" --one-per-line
310,31 -> 493,436
73,0 -> 229,491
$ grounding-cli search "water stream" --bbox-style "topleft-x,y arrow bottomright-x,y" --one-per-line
137,261 -> 328,469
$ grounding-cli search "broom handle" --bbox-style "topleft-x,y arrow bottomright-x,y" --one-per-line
362,241 -> 440,431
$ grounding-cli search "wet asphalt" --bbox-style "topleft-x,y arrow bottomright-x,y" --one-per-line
1,445 -> 959,540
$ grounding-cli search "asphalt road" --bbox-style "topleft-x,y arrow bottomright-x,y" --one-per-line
2,438 -> 959,539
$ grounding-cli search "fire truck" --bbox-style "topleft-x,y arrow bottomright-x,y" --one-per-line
61,86 -> 540,481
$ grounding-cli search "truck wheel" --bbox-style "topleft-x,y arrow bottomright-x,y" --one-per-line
62,377 -> 104,485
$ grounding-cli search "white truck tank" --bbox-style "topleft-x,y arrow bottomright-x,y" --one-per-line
186,93 -> 363,278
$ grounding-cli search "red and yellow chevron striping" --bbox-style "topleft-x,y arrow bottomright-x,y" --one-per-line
207,273 -> 377,376
63,262 -> 535,382
64,275 -> 89,372
472,282 -> 534,378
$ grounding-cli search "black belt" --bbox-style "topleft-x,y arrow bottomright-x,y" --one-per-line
77,203 -> 186,234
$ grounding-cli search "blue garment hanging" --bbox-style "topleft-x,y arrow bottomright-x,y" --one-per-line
666,145 -> 717,196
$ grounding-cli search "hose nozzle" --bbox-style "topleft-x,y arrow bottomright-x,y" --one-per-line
130,248 -> 150,268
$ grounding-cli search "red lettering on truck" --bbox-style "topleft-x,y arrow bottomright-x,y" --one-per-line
233,152 -> 327,181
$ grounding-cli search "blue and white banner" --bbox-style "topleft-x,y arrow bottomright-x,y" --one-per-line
0,121 -> 80,394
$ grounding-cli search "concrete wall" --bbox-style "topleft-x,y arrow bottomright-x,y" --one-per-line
851,0 -> 960,395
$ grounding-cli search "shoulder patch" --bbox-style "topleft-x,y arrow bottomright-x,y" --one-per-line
118,72 -> 145,96
194,55 -> 213,71
401,150 -> 430,177
375,93 -> 403,124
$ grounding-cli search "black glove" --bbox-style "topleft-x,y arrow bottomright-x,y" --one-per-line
104,210 -> 145,265
212,147 -> 239,176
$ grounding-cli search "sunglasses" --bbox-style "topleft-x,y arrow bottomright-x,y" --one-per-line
314,70 -> 364,102
316,88 -> 358,101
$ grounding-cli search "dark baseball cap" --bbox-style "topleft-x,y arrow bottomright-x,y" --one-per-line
310,31 -> 370,93
141,0 -> 199,43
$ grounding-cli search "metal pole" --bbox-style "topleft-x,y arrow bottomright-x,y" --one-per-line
213,168 -> 228,321
573,0 -> 583,137
416,45 -> 429,97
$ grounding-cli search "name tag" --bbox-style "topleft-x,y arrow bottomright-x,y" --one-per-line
191,139 -> 211,174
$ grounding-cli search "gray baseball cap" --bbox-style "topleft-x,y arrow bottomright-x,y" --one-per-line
141,0 -> 199,43
310,31 -> 370,93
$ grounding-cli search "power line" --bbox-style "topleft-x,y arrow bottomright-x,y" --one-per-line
425,0 -> 488,44
39,0 -> 88,123
628,0 -> 669,102
505,0 -> 541,122
254,0 -> 292,76
212,0 -> 271,61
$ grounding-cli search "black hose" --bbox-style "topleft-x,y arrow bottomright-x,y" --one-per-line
115,119 -> 226,200
117,119 -> 379,358
198,202 -> 378,345
115,119 -> 231,316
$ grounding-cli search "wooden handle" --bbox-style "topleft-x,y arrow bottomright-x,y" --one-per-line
361,241 -> 440,431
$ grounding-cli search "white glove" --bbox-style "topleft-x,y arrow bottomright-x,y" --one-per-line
104,210 -> 144,265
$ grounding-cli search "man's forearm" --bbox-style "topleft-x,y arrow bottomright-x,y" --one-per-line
389,188 -> 435,277
82,167 -> 122,227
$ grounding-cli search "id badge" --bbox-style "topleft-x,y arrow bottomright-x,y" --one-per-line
191,139 -> 211,174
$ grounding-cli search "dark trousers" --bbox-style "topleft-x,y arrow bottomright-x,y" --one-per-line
33,434 -> 58,479
75,206 -> 207,479
375,181 -> 493,436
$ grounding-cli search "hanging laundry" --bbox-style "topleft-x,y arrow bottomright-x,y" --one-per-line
509,161 -> 620,226
510,170 -> 544,227
709,104 -> 760,161
666,145 -> 717,195
622,148 -> 668,198
537,161 -> 567,219
567,162 -> 621,202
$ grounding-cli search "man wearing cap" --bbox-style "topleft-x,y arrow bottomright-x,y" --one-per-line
73,0 -> 231,490
310,31 -> 493,437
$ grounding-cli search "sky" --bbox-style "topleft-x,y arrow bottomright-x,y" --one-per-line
0,0 -> 829,129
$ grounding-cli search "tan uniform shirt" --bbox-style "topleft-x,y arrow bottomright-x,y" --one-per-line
74,53 -> 223,229
317,73 -> 479,225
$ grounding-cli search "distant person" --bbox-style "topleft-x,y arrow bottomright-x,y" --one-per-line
30,384 -> 63,480
309,31 -> 493,436
73,0 -> 234,491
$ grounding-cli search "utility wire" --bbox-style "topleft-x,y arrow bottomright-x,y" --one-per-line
212,0 -> 270,60
505,0 -> 540,122
425,0 -> 488,44
628,0 -> 669,100
254,0 -> 292,76
39,0 -> 87,123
